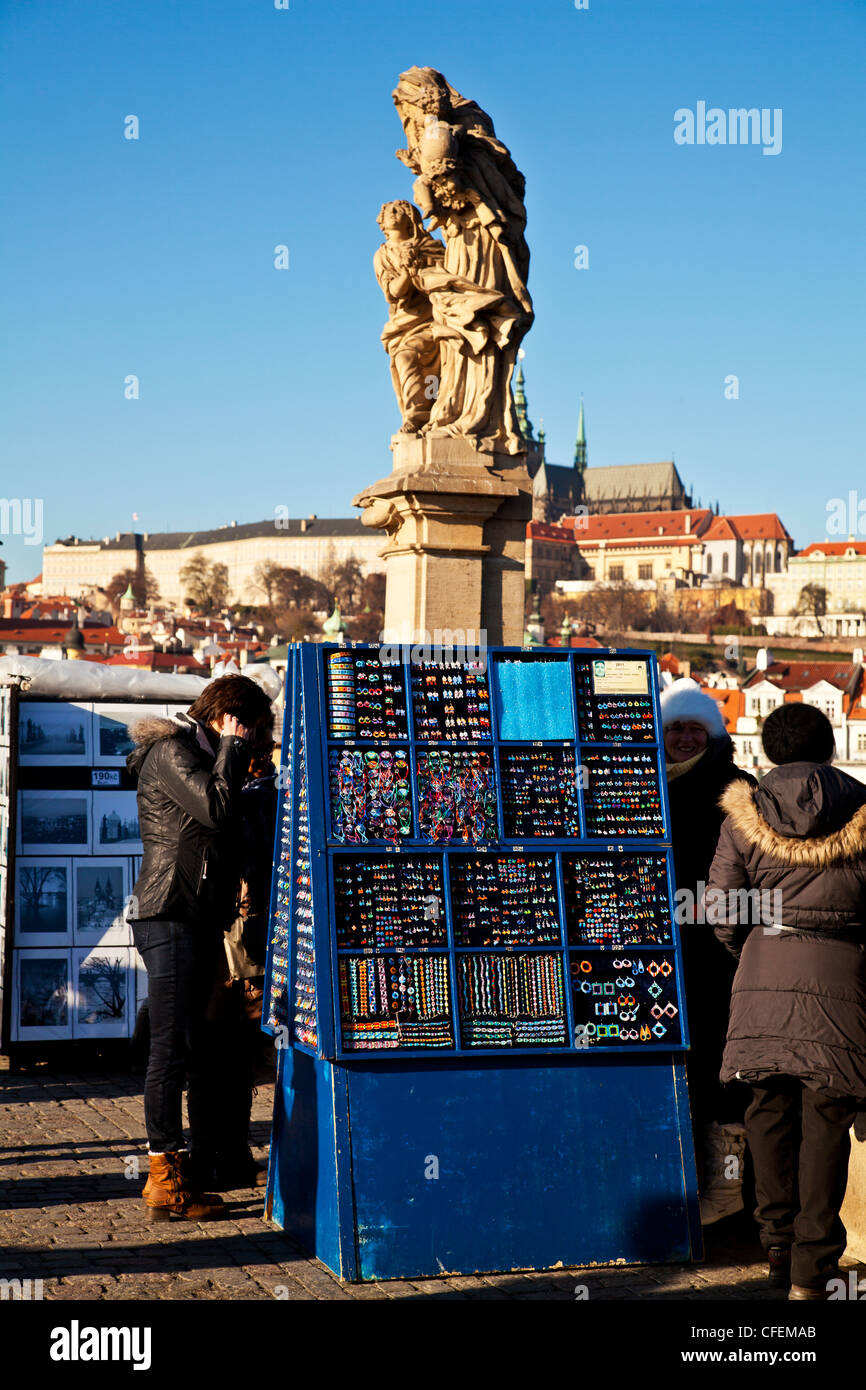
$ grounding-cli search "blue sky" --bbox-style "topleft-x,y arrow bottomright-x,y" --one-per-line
1,0 -> 863,584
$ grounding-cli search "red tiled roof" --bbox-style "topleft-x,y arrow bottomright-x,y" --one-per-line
744,661 -> 857,694
546,634 -> 603,649
703,517 -> 740,542
561,508 -> 713,542
526,522 -> 576,542
0,625 -> 126,646
723,513 -> 792,541
701,687 -> 744,732
797,542 -> 866,557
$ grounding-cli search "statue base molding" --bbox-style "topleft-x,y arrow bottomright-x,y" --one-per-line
354,436 -> 531,647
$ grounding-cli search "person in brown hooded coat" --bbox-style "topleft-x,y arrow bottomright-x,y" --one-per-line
707,702 -> 866,1299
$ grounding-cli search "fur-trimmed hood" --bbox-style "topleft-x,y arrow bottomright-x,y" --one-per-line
720,762 -> 866,867
126,712 -> 210,776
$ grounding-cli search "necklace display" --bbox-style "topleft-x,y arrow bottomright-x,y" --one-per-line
499,747 -> 582,838
334,856 -> 446,949
458,953 -> 567,1047
330,746 -> 412,844
450,854 -> 560,946
416,747 -> 498,844
564,853 -> 672,948
411,661 -> 491,741
582,750 -> 664,836
571,950 -> 680,1046
340,952 -> 454,1050
326,651 -> 408,740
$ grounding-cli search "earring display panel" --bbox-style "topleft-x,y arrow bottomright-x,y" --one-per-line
499,748 -> 581,839
339,953 -> 454,1051
457,952 -> 568,1048
574,658 -> 655,743
571,950 -> 681,1047
411,662 -> 491,741
326,650 -> 408,740
582,750 -> 664,837
450,854 -> 560,947
416,747 -> 497,844
329,746 -> 412,843
333,855 -> 446,949
563,853 -> 672,948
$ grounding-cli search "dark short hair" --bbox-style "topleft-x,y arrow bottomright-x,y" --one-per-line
761,702 -> 835,765
187,675 -> 273,733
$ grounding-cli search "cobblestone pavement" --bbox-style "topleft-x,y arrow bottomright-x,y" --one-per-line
0,1055 -> 855,1302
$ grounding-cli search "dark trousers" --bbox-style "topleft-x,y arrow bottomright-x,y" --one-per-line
132,918 -> 222,1154
195,980 -> 261,1166
745,1077 -> 856,1289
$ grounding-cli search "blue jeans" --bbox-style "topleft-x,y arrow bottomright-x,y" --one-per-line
132,919 -> 222,1153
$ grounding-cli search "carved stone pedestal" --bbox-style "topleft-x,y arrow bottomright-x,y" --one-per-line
353,434 -> 532,647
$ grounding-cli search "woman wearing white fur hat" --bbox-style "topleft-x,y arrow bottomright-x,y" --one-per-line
660,677 -> 756,1224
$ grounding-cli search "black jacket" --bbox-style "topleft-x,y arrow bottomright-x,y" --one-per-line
667,735 -> 756,1118
709,762 -> 866,1099
126,713 -> 251,929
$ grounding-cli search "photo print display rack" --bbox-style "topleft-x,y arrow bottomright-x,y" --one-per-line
1,688 -> 191,1052
263,643 -> 688,1060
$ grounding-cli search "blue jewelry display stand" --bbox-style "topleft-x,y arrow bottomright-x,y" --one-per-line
263,643 -> 702,1281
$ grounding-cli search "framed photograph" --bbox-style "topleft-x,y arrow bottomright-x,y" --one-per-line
73,946 -> 133,1038
18,701 -> 92,766
92,791 -> 142,854
14,857 -> 72,945
0,753 -> 9,798
0,799 -> 8,862
72,857 -> 130,945
0,863 -> 6,925
18,790 -> 92,855
13,949 -> 73,1040
92,703 -> 166,767
0,686 -> 12,743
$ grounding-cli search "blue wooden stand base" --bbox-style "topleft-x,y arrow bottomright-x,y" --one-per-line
266,1046 -> 703,1282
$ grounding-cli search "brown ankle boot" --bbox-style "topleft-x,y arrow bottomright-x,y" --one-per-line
142,1151 -> 227,1222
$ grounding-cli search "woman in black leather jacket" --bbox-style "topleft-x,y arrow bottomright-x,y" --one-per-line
126,674 -> 272,1222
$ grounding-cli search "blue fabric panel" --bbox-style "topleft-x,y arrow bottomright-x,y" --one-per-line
495,659 -> 575,740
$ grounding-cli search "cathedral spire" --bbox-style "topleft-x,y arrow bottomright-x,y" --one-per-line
574,395 -> 587,473
513,364 -> 534,442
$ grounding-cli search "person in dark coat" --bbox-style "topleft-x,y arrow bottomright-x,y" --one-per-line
126,674 -> 272,1221
194,733 -> 278,1191
708,701 -> 866,1299
660,678 -> 756,1221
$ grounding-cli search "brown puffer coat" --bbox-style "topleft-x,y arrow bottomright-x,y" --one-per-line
707,761 -> 866,1100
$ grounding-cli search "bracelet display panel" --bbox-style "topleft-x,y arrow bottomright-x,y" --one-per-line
264,643 -> 688,1060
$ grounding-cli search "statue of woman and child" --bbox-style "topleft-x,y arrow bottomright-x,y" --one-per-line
375,67 -> 534,458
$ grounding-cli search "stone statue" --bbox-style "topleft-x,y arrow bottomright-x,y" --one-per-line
388,66 -> 534,457
375,200 -> 444,433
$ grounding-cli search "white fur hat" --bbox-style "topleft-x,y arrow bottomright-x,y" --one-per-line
659,677 -> 726,736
